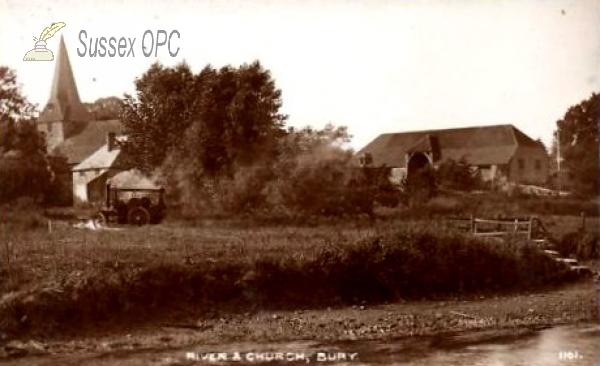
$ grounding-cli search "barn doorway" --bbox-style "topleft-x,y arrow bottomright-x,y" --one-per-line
407,152 -> 431,178
405,152 -> 435,204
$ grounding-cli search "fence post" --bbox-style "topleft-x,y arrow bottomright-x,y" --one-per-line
470,215 -> 475,234
527,219 -> 532,241
514,219 -> 518,234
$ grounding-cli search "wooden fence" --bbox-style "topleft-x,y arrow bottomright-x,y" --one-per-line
445,216 -> 538,240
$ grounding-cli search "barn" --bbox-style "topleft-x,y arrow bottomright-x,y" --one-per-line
355,125 -> 549,186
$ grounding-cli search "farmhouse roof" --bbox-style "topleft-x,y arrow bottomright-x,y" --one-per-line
72,142 -> 127,171
355,124 -> 544,168
38,35 -> 90,123
52,119 -> 123,165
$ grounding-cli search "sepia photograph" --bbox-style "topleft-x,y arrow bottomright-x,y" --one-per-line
0,0 -> 598,365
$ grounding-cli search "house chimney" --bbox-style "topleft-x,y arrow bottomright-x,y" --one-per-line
107,132 -> 117,152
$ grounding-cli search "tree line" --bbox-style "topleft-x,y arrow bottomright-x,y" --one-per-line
119,61 -> 395,219
0,62 -> 598,211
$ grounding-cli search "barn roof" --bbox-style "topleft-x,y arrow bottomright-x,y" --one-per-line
355,124 -> 544,168
52,119 -> 123,165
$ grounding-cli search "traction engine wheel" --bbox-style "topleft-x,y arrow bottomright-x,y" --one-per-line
127,207 -> 150,226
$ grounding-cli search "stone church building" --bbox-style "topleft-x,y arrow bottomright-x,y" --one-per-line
37,36 -> 128,205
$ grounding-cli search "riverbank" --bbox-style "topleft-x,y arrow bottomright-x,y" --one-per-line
2,220 -> 591,340
1,279 -> 596,362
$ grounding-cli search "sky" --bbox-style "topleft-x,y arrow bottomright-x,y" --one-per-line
1,0 -> 599,151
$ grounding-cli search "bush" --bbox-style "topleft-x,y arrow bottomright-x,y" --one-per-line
519,197 -> 599,217
145,228 -> 572,305
43,157 -> 72,206
167,147 -> 399,221
0,198 -> 46,230
159,124 -> 399,221
400,165 -> 437,207
0,120 -> 53,205
219,164 -> 275,214
275,150 -> 355,218
556,231 -> 599,261
436,157 -> 482,191
381,191 -> 599,221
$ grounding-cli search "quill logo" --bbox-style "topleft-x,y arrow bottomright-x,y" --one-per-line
23,22 -> 66,61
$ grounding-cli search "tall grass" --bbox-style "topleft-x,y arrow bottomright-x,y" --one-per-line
377,192 -> 599,221
555,231 -> 599,261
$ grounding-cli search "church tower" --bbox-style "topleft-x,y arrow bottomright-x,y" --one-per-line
37,35 -> 90,150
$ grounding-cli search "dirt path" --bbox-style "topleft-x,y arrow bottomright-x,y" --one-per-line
1,280 -> 597,364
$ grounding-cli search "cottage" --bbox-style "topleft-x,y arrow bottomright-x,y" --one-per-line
71,133 -> 129,203
355,125 -> 549,186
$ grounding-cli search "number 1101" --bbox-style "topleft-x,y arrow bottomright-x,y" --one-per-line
558,351 -> 581,360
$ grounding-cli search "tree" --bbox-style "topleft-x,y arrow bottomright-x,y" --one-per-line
120,62 -> 202,172
271,124 -> 355,217
0,67 -> 52,204
121,61 -> 287,177
269,124 -> 353,191
554,93 -> 599,196
84,96 -> 121,120
266,124 -> 398,218
0,67 -> 36,124
121,61 -> 287,214
278,124 -> 352,159
179,62 -> 287,178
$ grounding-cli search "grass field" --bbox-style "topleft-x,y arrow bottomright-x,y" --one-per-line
2,214 -> 595,292
0,219 -> 416,296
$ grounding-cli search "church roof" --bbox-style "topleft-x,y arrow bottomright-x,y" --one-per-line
38,35 -> 90,123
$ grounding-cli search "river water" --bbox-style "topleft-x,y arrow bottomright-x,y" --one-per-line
6,324 -> 598,366
351,325 -> 599,366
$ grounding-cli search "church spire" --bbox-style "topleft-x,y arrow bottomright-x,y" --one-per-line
39,35 -> 89,126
